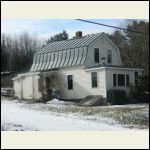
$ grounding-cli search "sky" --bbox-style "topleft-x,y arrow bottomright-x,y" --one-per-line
1,19 -> 125,41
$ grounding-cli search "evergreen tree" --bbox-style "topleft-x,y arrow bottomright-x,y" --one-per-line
46,30 -> 68,44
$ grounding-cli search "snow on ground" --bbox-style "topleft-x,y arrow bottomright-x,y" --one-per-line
1,99 -> 149,131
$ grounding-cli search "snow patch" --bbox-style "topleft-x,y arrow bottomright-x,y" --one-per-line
1,100 -> 149,131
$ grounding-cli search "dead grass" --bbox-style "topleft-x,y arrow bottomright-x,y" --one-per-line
44,104 -> 149,129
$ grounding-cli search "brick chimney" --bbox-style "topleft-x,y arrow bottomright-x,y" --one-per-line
75,31 -> 82,38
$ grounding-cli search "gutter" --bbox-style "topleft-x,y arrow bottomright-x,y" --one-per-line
84,66 -> 143,72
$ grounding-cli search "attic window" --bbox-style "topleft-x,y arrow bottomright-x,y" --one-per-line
94,48 -> 99,63
107,49 -> 112,64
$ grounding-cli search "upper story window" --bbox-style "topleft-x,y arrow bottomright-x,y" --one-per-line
107,49 -> 112,64
94,48 -> 99,63
67,75 -> 73,90
91,72 -> 98,88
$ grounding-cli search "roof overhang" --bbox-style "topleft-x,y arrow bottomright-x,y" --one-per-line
84,66 -> 143,72
12,72 -> 40,80
41,70 -> 59,77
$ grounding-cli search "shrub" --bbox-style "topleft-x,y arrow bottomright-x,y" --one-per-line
133,75 -> 149,103
107,89 -> 127,105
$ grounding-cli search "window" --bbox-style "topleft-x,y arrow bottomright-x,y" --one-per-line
94,48 -> 99,63
113,74 -> 129,87
135,71 -> 138,79
118,74 -> 125,86
67,75 -> 73,90
113,74 -> 117,86
135,71 -> 139,85
107,50 -> 112,64
91,72 -> 98,88
126,74 -> 129,87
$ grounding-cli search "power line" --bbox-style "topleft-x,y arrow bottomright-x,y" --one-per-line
76,19 -> 149,35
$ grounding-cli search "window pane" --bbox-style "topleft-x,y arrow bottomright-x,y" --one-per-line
91,72 -> 97,88
92,72 -> 97,78
67,75 -> 73,90
92,72 -> 97,79
118,74 -> 125,86
126,75 -> 129,87
94,48 -> 99,63
113,74 -> 116,86
68,75 -> 72,80
92,79 -> 97,87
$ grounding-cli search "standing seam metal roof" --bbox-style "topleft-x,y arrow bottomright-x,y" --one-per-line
37,32 -> 103,54
30,33 -> 103,72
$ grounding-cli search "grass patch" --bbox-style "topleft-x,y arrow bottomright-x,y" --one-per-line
43,104 -> 149,129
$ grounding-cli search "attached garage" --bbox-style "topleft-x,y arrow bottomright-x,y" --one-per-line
12,72 -> 42,100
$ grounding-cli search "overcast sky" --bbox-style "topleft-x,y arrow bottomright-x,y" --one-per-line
1,19 -> 126,40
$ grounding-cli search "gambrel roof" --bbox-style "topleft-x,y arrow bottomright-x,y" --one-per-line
30,32 -> 103,72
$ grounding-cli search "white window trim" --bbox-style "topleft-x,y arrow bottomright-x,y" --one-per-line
91,72 -> 99,88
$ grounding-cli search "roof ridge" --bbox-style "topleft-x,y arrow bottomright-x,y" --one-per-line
45,32 -> 102,44
36,32 -> 103,54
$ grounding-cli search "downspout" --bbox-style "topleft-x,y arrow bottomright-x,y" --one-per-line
104,68 -> 107,98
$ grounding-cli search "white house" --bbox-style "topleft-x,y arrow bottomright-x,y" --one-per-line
12,31 -> 143,102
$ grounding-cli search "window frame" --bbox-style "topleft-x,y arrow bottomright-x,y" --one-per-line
117,74 -> 125,86
134,71 -> 139,86
91,72 -> 98,88
67,75 -> 73,90
113,74 -> 117,87
126,74 -> 130,87
107,49 -> 112,64
94,48 -> 99,63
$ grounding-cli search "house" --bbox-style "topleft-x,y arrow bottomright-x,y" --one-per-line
12,31 -> 143,102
